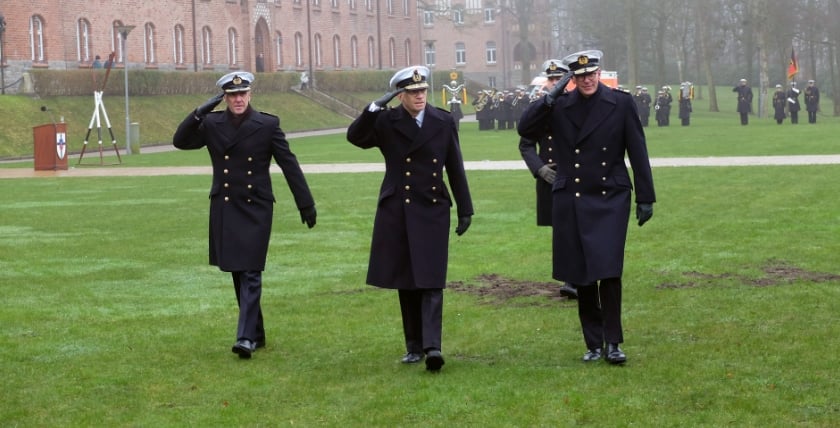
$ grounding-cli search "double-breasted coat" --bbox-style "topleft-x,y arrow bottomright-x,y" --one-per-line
173,108 -> 315,272
518,83 -> 656,285
519,127 -> 555,227
346,104 -> 473,290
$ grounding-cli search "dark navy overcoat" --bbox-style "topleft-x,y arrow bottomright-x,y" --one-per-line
518,84 -> 656,284
173,108 -> 314,272
347,104 -> 473,289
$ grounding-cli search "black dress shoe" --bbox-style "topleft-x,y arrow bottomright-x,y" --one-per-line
582,348 -> 602,362
255,340 -> 266,350
606,343 -> 626,365
559,283 -> 578,299
401,352 -> 424,364
231,339 -> 255,359
425,350 -> 445,371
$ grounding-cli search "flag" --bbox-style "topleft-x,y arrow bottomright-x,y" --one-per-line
787,48 -> 799,81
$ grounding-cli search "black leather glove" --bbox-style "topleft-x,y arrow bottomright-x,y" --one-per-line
300,205 -> 317,229
372,88 -> 404,108
194,93 -> 224,119
537,163 -> 556,184
636,203 -> 653,226
455,216 -> 471,236
544,73 -> 573,107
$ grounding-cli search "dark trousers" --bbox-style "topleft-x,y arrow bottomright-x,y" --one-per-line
790,111 -> 799,124
575,277 -> 623,351
808,111 -> 817,123
398,289 -> 443,353
739,112 -> 749,125
232,270 -> 265,342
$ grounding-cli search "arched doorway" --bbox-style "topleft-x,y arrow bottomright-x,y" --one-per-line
254,18 -> 270,72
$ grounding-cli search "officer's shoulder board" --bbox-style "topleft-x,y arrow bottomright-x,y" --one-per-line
435,106 -> 451,114
612,87 -> 631,95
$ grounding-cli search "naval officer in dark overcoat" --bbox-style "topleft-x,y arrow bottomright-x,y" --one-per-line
173,71 -> 317,359
518,58 -> 577,299
347,66 -> 474,372
518,50 -> 656,365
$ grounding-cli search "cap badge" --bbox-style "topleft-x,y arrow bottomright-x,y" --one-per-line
578,56 -> 589,65
549,62 -> 558,71
412,70 -> 422,83
233,76 -> 243,85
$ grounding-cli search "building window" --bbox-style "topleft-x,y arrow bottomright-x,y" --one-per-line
365,0 -> 373,11
350,36 -> 358,68
484,7 -> 495,23
30,15 -> 46,62
144,23 -> 157,64
77,18 -> 92,63
455,42 -> 466,65
173,25 -> 185,65
424,43 -> 435,67
403,0 -> 410,16
349,0 -> 356,10
404,38 -> 411,66
485,41 -> 497,64
275,31 -> 284,67
367,37 -> 375,68
424,10 -> 434,26
111,21 -> 122,63
389,38 -> 396,68
331,0 -> 339,8
467,0 -> 482,11
453,8 -> 464,25
314,33 -> 322,67
294,32 -> 303,66
332,35 -> 341,68
228,28 -> 238,66
202,26 -> 213,65
387,0 -> 393,15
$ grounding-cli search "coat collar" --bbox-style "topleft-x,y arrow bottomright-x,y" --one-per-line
563,83 -> 616,144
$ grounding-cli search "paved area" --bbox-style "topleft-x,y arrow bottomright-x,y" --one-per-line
4,119 -> 840,179
3,155 -> 840,179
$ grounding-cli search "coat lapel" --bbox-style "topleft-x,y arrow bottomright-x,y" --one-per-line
564,84 -> 616,146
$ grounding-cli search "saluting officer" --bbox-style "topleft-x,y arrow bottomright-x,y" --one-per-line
346,66 -> 474,372
173,72 -> 317,359
518,50 -> 656,366
518,59 -> 577,299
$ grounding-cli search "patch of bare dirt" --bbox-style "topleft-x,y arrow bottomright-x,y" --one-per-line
447,273 -> 574,306
656,259 -> 840,289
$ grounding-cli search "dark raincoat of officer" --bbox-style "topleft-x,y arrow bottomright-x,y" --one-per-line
518,50 -> 656,366
173,72 -> 317,359
346,66 -> 474,372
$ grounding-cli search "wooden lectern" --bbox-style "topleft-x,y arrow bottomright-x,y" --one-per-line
33,123 -> 69,171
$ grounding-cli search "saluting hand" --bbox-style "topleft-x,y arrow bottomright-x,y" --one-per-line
194,93 -> 224,120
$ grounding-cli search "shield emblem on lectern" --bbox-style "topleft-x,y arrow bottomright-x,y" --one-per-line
56,132 -> 66,160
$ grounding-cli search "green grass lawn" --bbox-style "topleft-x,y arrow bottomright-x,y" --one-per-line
2,88 -> 839,425
1,160 -> 839,425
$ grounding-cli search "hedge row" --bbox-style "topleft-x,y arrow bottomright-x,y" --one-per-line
30,69 -> 484,96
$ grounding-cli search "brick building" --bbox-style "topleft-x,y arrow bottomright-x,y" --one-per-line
0,0 -> 555,94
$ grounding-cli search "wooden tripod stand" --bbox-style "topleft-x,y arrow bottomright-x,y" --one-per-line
78,52 -> 122,166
